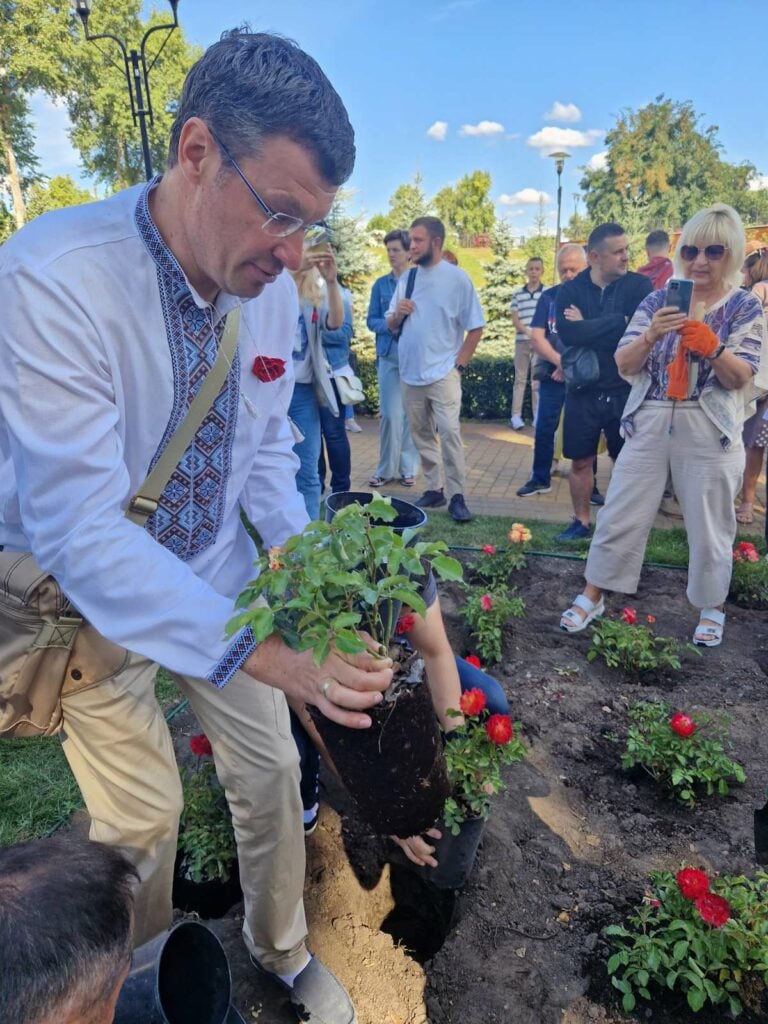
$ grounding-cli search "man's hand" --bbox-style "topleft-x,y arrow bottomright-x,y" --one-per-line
647,305 -> 687,344
563,305 -> 584,322
391,828 -> 442,868
396,298 -> 416,318
308,245 -> 338,284
243,632 -> 393,729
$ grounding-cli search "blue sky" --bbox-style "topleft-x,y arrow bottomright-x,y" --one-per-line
31,0 -> 768,234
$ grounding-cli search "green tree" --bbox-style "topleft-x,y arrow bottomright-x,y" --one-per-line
580,96 -> 768,231
479,220 -> 524,344
433,171 -> 494,246
25,174 -> 93,220
328,192 -> 379,357
521,198 -> 555,283
386,172 -> 429,230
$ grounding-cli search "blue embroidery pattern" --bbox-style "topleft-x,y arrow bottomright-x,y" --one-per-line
134,182 -> 239,562
208,627 -> 258,688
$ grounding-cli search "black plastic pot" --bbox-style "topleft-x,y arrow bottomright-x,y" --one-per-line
172,854 -> 242,919
324,491 -> 427,536
113,920 -> 231,1024
418,816 -> 486,890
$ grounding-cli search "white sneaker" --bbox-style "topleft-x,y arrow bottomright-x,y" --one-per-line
510,415 -> 525,430
345,419 -> 363,433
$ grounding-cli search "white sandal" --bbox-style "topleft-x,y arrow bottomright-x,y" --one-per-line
693,608 -> 725,647
560,593 -> 605,633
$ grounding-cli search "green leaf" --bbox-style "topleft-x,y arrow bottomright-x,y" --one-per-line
621,991 -> 636,1013
673,940 -> 689,962
245,606 -> 275,644
686,986 -> 706,1012
607,953 -> 624,974
430,554 -> 464,581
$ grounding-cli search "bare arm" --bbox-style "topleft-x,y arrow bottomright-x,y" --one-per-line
709,348 -> 754,390
511,310 -> 529,337
455,326 -> 484,368
403,599 -> 464,732
530,326 -> 561,366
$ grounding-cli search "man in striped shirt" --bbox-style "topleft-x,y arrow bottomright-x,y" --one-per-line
509,257 -> 544,428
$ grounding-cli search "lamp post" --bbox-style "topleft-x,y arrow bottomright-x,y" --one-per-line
548,150 -> 570,283
74,0 -> 180,181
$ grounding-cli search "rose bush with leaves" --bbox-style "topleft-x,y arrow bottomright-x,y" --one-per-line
606,868 -> 768,1016
461,589 -> 525,664
177,736 -> 237,884
442,689 -> 525,835
588,613 -> 698,679
466,524 -> 531,591
620,701 -> 746,807
729,543 -> 768,609
227,497 -> 462,665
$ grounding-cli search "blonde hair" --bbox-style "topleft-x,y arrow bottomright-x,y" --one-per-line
673,203 -> 746,290
290,266 -> 324,309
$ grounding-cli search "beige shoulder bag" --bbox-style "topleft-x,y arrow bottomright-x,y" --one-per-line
0,308 -> 241,738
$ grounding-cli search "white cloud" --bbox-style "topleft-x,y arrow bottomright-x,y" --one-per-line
459,120 -> 505,138
426,120 -> 448,142
29,91 -> 81,176
748,174 -> 768,192
544,101 -> 581,124
527,126 -> 604,151
586,151 -> 608,172
499,188 -> 552,205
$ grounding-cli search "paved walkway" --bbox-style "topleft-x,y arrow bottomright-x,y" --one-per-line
347,415 -> 766,532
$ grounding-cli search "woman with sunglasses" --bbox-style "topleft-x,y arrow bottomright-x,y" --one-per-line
560,204 -> 767,647
736,248 -> 768,523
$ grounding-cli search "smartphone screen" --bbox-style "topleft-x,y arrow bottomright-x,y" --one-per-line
665,278 -> 693,316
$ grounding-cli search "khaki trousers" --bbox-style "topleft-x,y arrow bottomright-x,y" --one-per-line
512,338 -> 538,420
60,652 -> 308,975
585,402 -> 744,608
402,369 -> 466,498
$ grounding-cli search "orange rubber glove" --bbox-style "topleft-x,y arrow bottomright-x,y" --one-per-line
680,320 -> 719,358
666,343 -> 689,401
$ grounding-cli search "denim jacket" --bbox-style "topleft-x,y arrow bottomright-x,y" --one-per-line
366,272 -> 398,359
298,286 -> 353,372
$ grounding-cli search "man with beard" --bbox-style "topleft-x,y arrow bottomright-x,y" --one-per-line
386,216 -> 485,522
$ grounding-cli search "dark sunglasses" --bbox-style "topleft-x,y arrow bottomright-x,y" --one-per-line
679,244 -> 729,262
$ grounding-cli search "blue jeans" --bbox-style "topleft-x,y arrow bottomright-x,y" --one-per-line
530,376 -> 565,486
376,351 -> 419,480
289,382 -> 322,521
318,379 -> 351,495
289,654 -> 509,812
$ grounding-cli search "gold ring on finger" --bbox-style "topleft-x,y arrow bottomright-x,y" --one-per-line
321,679 -> 333,699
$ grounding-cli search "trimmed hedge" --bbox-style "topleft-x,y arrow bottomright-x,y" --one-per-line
355,353 -> 533,421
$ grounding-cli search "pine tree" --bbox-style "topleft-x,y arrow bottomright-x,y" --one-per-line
328,192 -> 379,357
479,221 -> 524,345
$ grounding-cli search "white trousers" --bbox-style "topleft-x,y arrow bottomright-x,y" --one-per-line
585,402 -> 744,608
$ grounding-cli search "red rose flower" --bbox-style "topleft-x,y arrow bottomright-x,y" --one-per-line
695,892 -> 731,927
252,356 -> 287,382
738,541 -> 756,554
459,687 -> 487,716
670,712 -> 696,739
190,734 -> 213,757
485,713 -> 513,745
621,607 -> 637,625
732,549 -> 743,562
676,867 -> 709,900
395,613 -> 416,635
480,594 -> 493,612
646,614 -> 656,624
482,545 -> 497,555
464,654 -> 482,669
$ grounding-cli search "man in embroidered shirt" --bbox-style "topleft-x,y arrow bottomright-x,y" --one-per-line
509,256 -> 544,429
366,229 -> 420,488
386,216 -> 485,523
0,30 -> 388,1024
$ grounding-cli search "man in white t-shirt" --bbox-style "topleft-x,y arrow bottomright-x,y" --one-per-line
386,217 -> 485,521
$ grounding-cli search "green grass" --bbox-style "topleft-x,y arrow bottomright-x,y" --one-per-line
0,670 -> 186,846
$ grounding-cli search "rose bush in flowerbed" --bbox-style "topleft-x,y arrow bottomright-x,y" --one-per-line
605,866 -> 768,1016
588,607 -> 698,680
176,734 -> 237,885
619,701 -> 746,807
465,524 -> 532,592
461,590 -> 525,664
730,542 -> 768,610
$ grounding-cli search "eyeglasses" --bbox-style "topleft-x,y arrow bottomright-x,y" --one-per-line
211,132 -> 331,245
679,244 -> 729,262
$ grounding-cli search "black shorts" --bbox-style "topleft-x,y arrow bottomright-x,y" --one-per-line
562,388 -> 629,462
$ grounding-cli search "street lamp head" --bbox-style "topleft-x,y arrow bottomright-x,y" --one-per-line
74,0 -> 90,29
548,150 -> 571,175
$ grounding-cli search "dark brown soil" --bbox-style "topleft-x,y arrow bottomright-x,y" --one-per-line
172,554 -> 768,1023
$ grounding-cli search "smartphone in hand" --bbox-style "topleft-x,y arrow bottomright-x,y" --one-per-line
665,278 -> 694,317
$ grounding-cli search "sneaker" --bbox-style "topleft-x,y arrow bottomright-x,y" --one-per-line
251,955 -> 356,1024
448,493 -> 473,522
516,479 -> 552,497
345,419 -> 363,433
510,414 -> 525,430
555,518 -> 593,542
415,489 -> 446,509
590,487 -> 604,507
303,803 -> 319,837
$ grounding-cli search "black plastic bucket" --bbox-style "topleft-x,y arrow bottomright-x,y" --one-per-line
324,491 -> 427,536
113,920 -> 231,1024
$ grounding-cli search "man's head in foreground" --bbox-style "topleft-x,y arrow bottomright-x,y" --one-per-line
159,28 -> 356,300
0,836 -> 137,1024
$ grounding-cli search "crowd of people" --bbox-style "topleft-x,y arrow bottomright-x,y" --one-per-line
1,26 -> 767,1024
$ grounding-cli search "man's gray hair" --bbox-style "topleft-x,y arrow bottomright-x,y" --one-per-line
558,242 -> 587,264
168,28 -> 355,185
